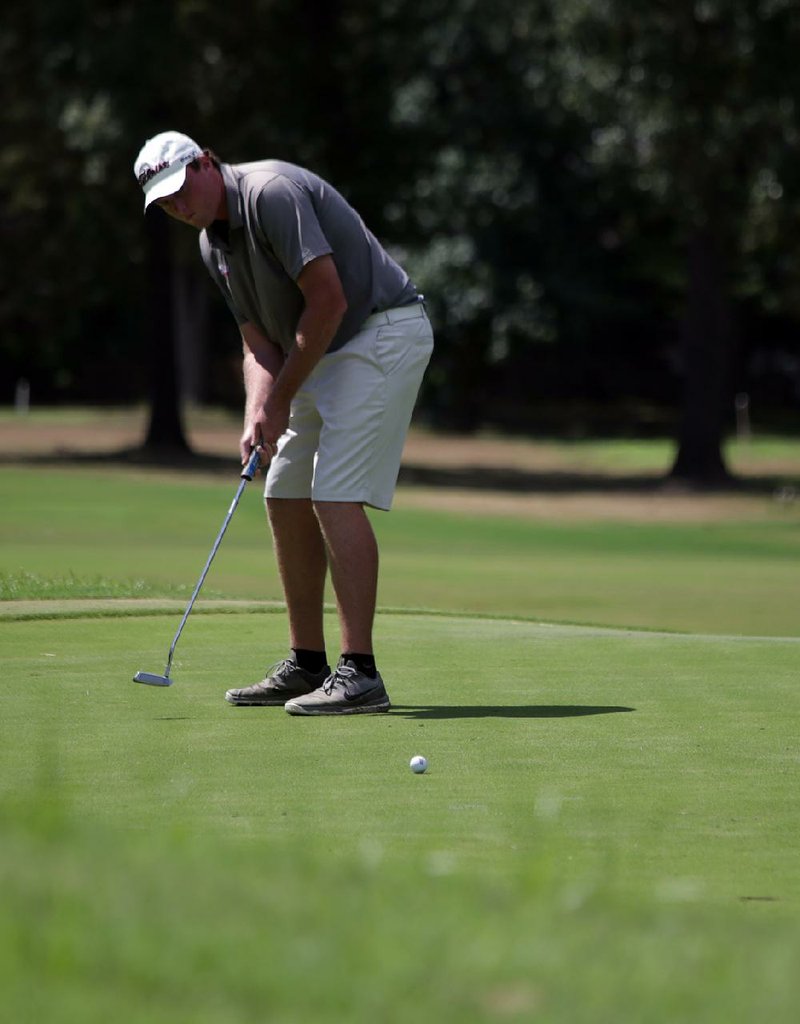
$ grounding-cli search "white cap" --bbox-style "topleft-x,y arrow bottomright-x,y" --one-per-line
134,131 -> 203,210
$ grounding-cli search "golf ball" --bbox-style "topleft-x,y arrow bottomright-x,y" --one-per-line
410,755 -> 428,774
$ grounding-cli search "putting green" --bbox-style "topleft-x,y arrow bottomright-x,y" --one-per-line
3,606 -> 800,1021
3,606 -> 798,889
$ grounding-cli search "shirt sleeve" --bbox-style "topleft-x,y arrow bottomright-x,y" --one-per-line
252,177 -> 333,281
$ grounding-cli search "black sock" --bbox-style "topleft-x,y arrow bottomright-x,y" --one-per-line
292,648 -> 328,674
342,652 -> 377,678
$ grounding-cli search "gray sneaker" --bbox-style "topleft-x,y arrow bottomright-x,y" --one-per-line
284,658 -> 391,716
225,658 -> 331,706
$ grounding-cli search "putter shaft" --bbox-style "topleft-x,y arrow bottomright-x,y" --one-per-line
133,448 -> 262,687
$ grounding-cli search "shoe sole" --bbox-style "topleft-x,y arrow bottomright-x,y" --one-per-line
225,695 -> 288,706
225,690 -> 316,706
284,699 -> 391,716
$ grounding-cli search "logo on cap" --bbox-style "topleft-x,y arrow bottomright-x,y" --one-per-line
137,161 -> 171,187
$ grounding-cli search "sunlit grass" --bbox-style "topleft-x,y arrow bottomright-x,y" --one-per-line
0,570 -> 196,601
2,464 -> 799,635
2,424 -> 800,1020
2,610 -> 800,1021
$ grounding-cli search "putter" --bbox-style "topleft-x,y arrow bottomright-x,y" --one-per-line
133,446 -> 262,687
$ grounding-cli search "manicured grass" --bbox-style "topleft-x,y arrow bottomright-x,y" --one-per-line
2,465 -> 799,635
0,569 -> 194,601
376,506 -> 800,636
3,445 -> 800,1019
537,435 -> 800,476
1,609 -> 799,1021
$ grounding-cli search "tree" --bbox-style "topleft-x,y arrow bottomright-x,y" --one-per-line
0,0 -> 194,453
4,0 -> 800,464
549,0 -> 800,482
377,0 -> 612,429
142,210 -> 189,452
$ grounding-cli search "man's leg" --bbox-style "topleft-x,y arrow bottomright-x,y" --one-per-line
284,499 -> 388,716
279,305 -> 432,715
312,500 -> 378,655
267,497 -> 328,651
224,496 -> 329,706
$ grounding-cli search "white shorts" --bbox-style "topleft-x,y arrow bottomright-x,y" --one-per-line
264,302 -> 433,511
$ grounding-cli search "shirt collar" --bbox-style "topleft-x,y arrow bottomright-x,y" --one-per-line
219,163 -> 244,230
205,164 -> 242,250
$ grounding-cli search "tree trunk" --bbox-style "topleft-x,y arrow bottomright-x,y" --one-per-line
142,209 -> 190,453
669,225 -> 732,485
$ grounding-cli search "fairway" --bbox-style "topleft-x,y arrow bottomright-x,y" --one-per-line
3,464 -> 800,636
2,424 -> 800,1020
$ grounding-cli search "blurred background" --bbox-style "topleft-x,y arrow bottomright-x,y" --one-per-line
3,0 -> 800,483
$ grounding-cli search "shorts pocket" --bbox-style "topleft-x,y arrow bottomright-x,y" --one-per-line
374,320 -> 433,376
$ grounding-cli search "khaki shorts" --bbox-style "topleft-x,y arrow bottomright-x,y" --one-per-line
265,302 -> 433,511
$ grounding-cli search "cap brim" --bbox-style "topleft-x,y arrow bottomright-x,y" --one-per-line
142,164 -> 188,210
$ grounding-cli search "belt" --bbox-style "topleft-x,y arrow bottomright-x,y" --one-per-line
362,299 -> 427,329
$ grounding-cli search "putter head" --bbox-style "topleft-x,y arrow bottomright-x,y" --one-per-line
133,671 -> 173,687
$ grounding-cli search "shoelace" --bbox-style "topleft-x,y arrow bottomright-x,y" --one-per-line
267,658 -> 296,679
322,663 -> 357,695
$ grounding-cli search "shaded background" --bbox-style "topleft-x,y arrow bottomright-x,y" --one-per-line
3,0 -> 800,482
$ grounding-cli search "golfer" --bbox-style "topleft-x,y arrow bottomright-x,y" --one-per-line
134,131 -> 433,715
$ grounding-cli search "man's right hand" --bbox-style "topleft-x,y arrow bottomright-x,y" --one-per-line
239,428 -> 276,469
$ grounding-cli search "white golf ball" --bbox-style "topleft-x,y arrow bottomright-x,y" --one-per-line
410,755 -> 428,774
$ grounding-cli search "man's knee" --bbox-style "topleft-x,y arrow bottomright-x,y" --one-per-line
312,500 -> 366,524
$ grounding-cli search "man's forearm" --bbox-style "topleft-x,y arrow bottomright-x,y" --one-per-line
241,322 -> 283,392
240,323 -> 285,458
266,303 -> 343,410
243,349 -> 275,423
263,253 -> 348,415
243,255 -> 347,449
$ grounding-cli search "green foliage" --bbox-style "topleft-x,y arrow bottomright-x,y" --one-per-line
550,0 -> 800,280
2,1 -> 800,443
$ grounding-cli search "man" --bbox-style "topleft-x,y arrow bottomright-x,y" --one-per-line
133,131 -> 433,715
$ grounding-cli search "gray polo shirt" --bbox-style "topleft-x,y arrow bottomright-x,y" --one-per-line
199,161 -> 417,353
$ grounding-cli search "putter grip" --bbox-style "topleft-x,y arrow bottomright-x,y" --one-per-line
241,447 -> 261,481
